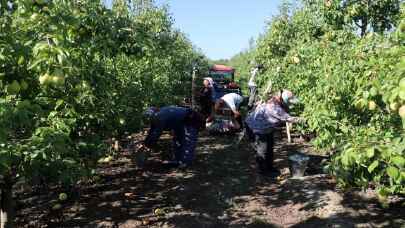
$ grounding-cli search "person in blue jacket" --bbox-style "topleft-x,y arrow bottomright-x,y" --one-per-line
142,106 -> 205,168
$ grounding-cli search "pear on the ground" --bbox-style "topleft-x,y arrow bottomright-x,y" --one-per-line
59,193 -> 68,201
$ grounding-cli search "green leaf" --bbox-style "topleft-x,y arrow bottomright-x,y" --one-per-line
28,57 -> 47,70
377,187 -> 389,197
391,156 -> 405,168
386,166 -> 400,180
32,42 -> 48,56
55,99 -> 64,109
341,153 -> 349,167
368,160 -> 379,173
63,159 -> 76,165
399,90 -> 405,101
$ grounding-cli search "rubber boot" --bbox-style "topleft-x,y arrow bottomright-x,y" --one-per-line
257,157 -> 280,177
265,153 -> 276,172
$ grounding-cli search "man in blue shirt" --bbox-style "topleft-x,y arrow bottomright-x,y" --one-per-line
245,90 -> 302,176
143,106 -> 205,168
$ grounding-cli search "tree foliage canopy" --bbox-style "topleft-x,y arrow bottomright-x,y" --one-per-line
0,0 -> 208,186
232,0 -> 405,196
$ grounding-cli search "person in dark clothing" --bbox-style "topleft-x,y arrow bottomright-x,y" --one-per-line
199,78 -> 214,118
200,77 -> 224,122
142,106 -> 205,168
245,90 -> 302,176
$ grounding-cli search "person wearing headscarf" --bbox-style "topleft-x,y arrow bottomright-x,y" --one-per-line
245,90 -> 303,176
199,77 -> 215,118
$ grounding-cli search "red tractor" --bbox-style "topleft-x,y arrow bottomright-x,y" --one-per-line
207,64 -> 241,96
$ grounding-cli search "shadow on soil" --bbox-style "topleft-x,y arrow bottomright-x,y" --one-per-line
290,195 -> 405,228
250,135 -> 405,228
16,133 -> 277,227
15,131 -> 405,228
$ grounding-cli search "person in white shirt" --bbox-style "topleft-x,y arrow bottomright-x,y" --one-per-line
248,64 -> 263,110
214,93 -> 244,128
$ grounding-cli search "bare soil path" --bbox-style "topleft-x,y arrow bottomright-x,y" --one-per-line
15,132 -> 405,227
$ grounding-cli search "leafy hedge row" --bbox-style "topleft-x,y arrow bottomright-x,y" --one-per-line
0,0 -> 207,185
251,0 -> 404,196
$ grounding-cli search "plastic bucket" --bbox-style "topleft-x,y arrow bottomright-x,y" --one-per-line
288,153 -> 310,177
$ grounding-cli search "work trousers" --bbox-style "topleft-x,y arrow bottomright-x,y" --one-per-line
146,122 -> 198,166
173,125 -> 198,165
246,125 -> 275,172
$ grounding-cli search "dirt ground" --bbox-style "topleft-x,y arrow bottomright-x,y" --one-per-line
15,131 -> 405,228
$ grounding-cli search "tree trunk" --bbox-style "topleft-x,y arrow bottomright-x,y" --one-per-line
360,1 -> 370,37
1,176 -> 15,228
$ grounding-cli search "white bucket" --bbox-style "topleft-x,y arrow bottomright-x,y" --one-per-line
288,153 -> 310,177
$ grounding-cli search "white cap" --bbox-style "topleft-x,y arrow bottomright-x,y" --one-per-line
282,90 -> 299,105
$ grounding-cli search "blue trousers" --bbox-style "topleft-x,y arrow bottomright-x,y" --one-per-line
146,124 -> 198,166
172,125 -> 198,165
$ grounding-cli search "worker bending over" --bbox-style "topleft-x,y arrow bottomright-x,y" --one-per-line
142,106 -> 205,168
245,90 -> 303,176
214,92 -> 244,128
